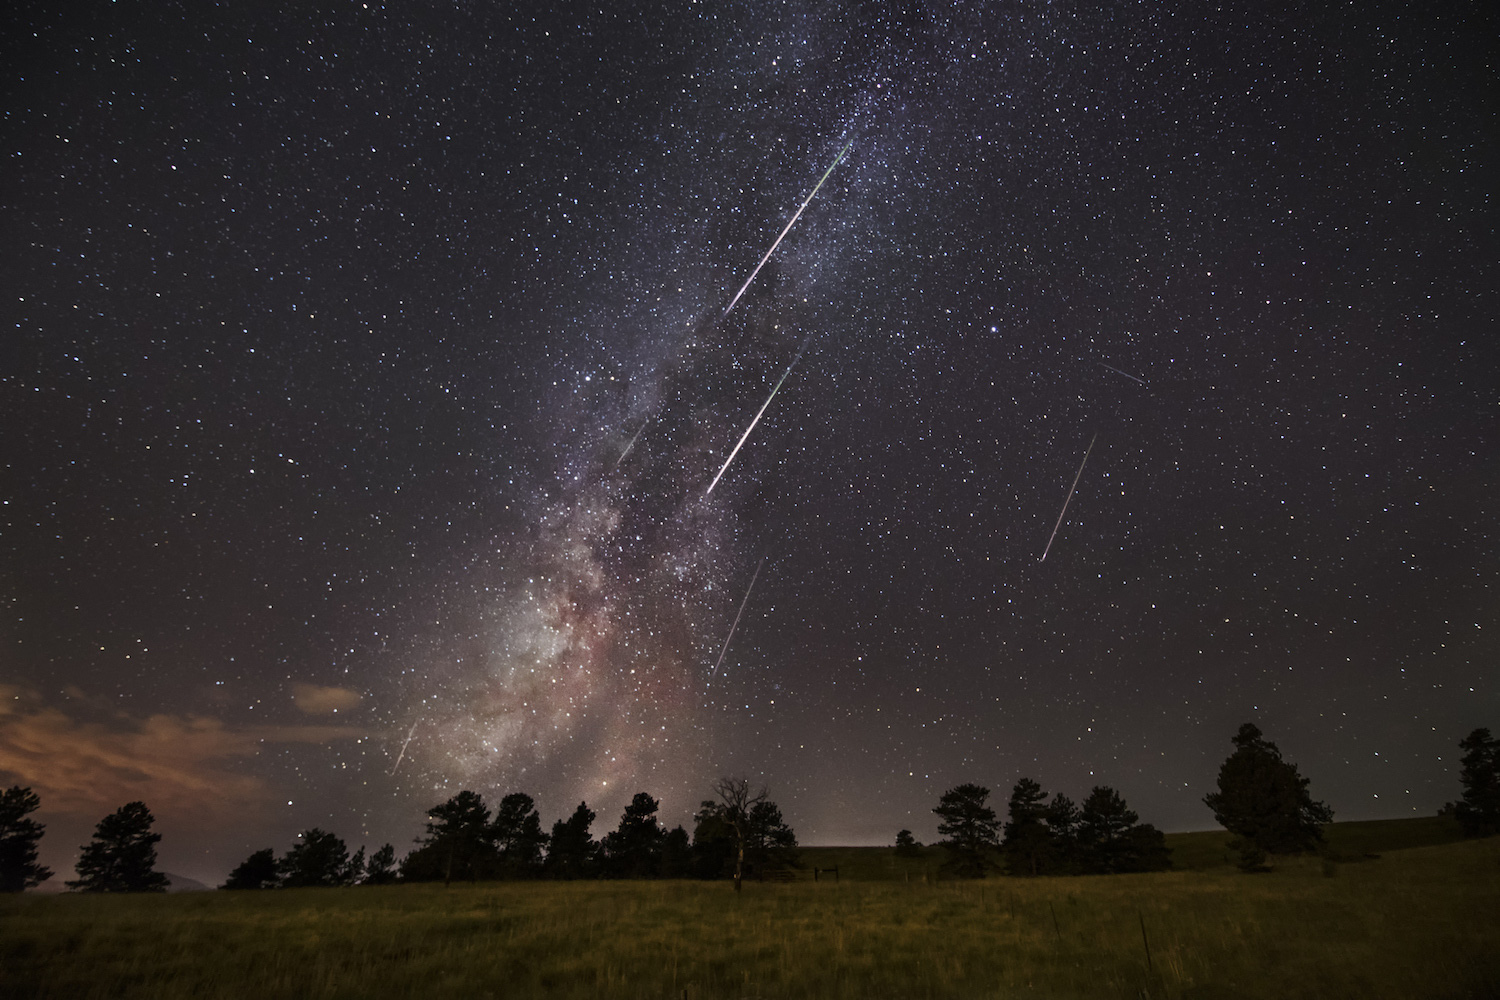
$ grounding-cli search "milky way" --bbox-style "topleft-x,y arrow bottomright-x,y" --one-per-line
4,1 -> 1495,882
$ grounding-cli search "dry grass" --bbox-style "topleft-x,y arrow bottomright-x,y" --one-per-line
2,831 -> 1495,999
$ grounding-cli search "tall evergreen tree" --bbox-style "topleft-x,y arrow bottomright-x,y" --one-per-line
1001,778 -> 1053,876
402,790 -> 495,883
280,828 -> 355,887
222,848 -> 279,889
0,786 -> 53,892
490,792 -> 547,878
1454,727 -> 1500,837
602,792 -> 665,878
67,801 -> 169,893
1204,722 -> 1333,870
934,783 -> 1000,878
363,844 -> 398,884
1043,793 -> 1081,874
1075,786 -> 1168,873
660,825 -> 694,878
545,802 -> 597,879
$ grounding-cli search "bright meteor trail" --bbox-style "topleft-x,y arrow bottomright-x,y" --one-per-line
388,719 -> 420,775
1039,432 -> 1098,563
705,340 -> 809,495
711,556 -> 766,678
1099,362 -> 1147,385
720,141 -> 852,320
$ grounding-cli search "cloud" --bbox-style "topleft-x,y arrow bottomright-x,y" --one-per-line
291,683 -> 363,715
0,688 -> 360,822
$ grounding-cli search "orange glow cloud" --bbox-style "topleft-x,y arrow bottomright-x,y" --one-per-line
290,683 -> 363,715
0,687 -> 359,822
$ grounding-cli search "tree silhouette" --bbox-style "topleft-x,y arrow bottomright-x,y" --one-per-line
934,783 -> 1000,878
490,793 -> 547,878
707,778 -> 766,891
1001,779 -> 1053,876
363,843 -> 398,884
222,848 -> 279,889
67,801 -> 169,892
280,828 -> 355,887
746,799 -> 798,876
660,825 -> 694,878
403,790 -> 494,883
1204,722 -> 1333,870
1043,793 -> 1081,874
894,829 -> 922,857
1077,786 -> 1170,873
601,792 -> 666,878
0,786 -> 53,892
1455,728 -> 1500,837
545,802 -> 597,879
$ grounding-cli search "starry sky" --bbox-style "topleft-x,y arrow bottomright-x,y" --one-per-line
3,1 -> 1495,887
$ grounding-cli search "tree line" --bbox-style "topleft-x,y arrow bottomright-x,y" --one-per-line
3,723 -> 1497,892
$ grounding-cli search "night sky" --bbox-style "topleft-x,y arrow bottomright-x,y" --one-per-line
3,2 -> 1495,887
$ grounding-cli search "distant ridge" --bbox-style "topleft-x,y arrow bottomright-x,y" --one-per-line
29,872 -> 211,894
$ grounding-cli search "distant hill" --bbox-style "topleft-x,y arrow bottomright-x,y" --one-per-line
29,872 -> 211,894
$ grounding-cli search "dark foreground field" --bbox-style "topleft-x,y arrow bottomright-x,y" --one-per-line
3,823 -> 1497,999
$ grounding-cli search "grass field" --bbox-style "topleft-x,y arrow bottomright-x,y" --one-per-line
3,820 -> 1495,999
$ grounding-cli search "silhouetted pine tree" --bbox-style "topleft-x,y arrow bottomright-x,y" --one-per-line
363,844 -> 398,884
1455,728 -> 1500,837
402,790 -> 495,883
67,802 -> 169,893
545,802 -> 597,879
1204,722 -> 1332,871
489,793 -> 547,878
0,786 -> 53,892
934,783 -> 1000,878
1001,779 -> 1053,876
280,829 -> 355,887
222,848 -> 279,889
601,792 -> 665,878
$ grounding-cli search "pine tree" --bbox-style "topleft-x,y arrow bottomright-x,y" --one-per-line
545,802 -> 597,879
222,848 -> 279,889
490,793 -> 547,878
601,792 -> 666,878
934,783 -> 1000,878
364,844 -> 398,884
0,786 -> 53,892
279,828 -> 354,887
1455,727 -> 1500,837
1001,778 -> 1053,876
67,802 -> 169,893
1204,722 -> 1332,870
893,829 -> 922,857
402,790 -> 495,883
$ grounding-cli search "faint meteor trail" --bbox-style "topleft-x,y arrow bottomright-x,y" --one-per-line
711,556 -> 766,678
1099,362 -> 1147,385
1039,433 -> 1098,563
705,339 -> 810,495
614,420 -> 648,467
720,141 -> 853,320
389,719 -> 420,775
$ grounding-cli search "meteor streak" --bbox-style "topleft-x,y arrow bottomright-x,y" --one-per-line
388,719 -> 420,775
705,340 -> 809,496
1099,362 -> 1147,385
711,556 -> 766,678
1039,433 -> 1097,563
615,420 -> 648,467
721,141 -> 852,320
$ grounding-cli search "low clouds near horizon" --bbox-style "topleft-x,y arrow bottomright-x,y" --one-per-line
0,685 -> 361,822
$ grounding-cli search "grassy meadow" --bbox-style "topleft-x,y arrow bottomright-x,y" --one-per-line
2,819 -> 1496,1000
